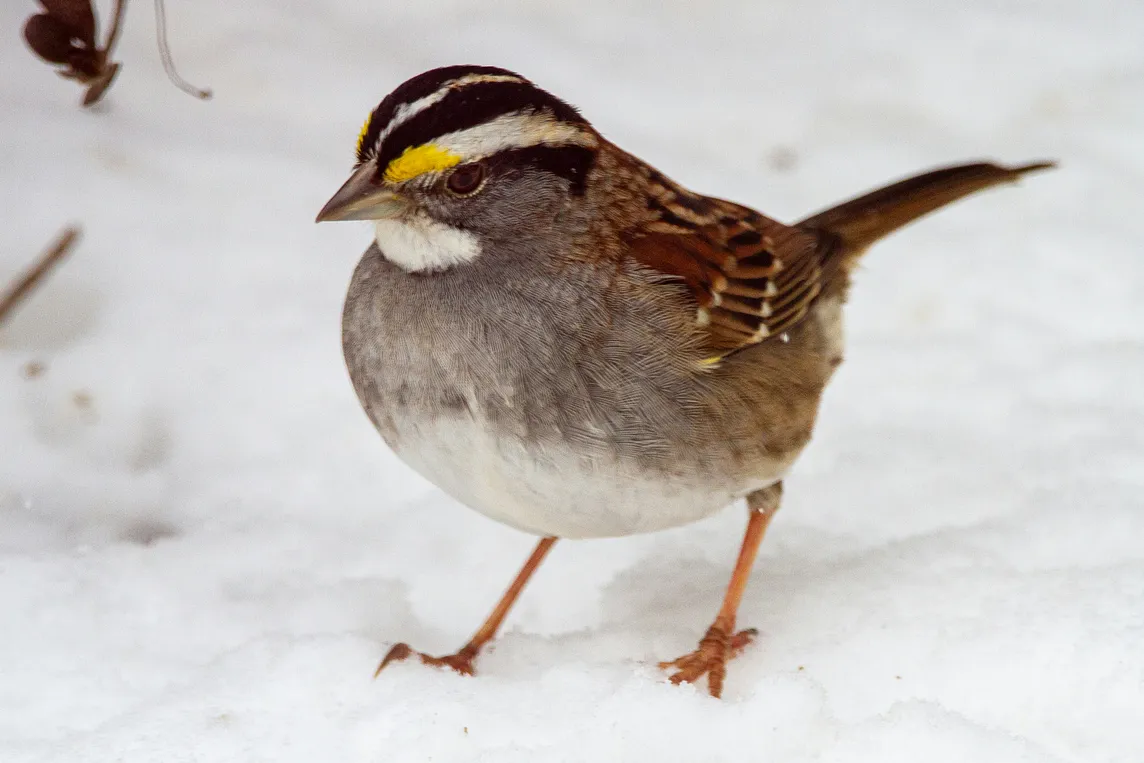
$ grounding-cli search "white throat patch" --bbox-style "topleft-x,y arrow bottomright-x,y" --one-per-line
373,214 -> 481,272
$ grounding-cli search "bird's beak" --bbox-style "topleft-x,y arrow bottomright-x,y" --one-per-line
315,162 -> 407,223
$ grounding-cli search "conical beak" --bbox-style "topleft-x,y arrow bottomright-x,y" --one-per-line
315,161 -> 407,222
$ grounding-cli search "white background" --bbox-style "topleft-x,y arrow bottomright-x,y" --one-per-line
1,1 -> 1141,761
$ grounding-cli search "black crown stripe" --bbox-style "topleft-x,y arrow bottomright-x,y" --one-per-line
371,80 -> 589,177
356,65 -> 522,165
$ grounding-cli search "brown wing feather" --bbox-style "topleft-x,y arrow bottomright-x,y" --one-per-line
626,177 -> 835,354
623,160 -> 1053,356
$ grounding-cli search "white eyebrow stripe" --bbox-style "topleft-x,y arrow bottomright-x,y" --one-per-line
374,74 -> 527,150
432,111 -> 598,160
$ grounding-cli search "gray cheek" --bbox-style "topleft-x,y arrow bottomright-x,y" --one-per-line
427,172 -> 571,239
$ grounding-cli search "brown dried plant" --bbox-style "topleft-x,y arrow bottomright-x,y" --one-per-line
23,0 -> 124,106
23,0 -> 210,107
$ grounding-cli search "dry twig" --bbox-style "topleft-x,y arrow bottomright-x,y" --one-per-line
154,0 -> 211,100
0,227 -> 81,328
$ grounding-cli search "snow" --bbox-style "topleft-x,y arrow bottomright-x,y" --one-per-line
2,0 -> 1142,760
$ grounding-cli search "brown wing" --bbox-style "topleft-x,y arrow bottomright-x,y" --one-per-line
625,172 -> 838,354
623,159 -> 1053,356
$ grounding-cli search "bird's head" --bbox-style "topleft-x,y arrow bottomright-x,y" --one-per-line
317,65 -> 600,273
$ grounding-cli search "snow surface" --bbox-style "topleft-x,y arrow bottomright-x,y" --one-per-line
2,0 -> 1142,760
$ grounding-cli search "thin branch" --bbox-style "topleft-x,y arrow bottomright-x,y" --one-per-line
83,0 -> 129,106
104,0 -> 128,61
0,227 -> 81,327
154,0 -> 211,100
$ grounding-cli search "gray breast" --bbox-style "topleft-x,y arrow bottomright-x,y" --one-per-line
340,244 -> 803,537
344,245 -> 711,463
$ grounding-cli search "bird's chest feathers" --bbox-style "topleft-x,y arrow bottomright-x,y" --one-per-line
341,252 -> 779,537
373,214 -> 481,272
343,270 -> 567,451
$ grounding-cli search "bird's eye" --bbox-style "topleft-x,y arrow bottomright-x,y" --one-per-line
445,162 -> 486,195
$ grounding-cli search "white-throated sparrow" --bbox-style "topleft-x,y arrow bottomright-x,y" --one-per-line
317,65 -> 1051,698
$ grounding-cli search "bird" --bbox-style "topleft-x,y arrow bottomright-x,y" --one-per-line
316,64 -> 1052,698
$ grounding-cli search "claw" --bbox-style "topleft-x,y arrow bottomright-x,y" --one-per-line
729,627 -> 758,656
659,625 -> 757,698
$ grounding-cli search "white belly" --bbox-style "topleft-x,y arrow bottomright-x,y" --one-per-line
390,416 -> 779,539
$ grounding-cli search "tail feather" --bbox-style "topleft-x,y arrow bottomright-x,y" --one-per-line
798,161 -> 1055,259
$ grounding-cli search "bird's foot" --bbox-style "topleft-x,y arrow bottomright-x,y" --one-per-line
374,642 -> 479,677
659,624 -> 757,698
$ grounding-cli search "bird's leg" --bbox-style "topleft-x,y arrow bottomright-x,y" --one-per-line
375,536 -> 557,677
660,482 -> 782,698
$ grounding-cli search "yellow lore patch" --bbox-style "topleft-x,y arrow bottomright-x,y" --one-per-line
356,115 -> 371,157
383,144 -> 463,183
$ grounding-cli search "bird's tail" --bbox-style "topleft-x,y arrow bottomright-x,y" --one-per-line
798,161 -> 1055,262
